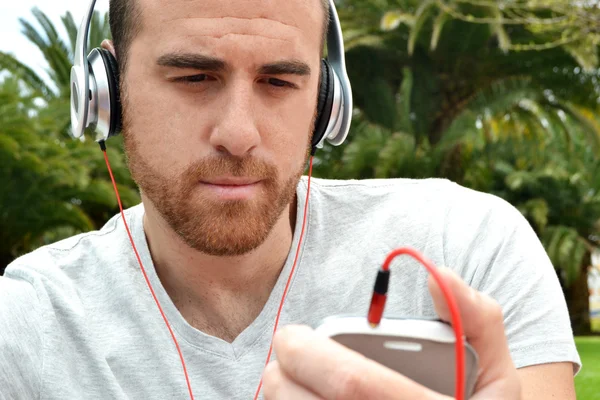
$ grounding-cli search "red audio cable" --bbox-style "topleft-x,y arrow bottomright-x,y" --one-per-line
102,143 -> 462,399
101,141 -> 313,400
252,156 -> 314,400
100,141 -> 195,400
367,247 -> 466,400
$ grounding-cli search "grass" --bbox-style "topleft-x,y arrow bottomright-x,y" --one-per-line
575,336 -> 600,400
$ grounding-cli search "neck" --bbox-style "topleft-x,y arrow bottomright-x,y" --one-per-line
142,195 -> 298,342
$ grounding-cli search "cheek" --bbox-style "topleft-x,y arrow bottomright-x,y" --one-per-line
123,67 -> 209,171
258,90 -> 317,173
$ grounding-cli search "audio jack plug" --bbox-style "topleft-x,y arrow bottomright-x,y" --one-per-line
367,269 -> 390,327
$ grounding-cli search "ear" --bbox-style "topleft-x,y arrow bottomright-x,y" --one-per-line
101,39 -> 117,58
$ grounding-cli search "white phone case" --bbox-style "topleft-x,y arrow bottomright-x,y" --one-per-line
315,316 -> 479,398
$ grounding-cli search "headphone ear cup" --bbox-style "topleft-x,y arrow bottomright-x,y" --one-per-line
97,48 -> 122,137
312,59 -> 335,152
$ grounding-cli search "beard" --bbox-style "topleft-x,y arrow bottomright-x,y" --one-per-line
121,108 -> 311,257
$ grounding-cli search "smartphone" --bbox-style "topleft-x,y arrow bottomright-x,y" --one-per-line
315,316 -> 479,398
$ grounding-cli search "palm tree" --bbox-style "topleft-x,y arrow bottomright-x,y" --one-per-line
336,0 -> 600,142
0,8 -> 138,271
0,77 -> 89,270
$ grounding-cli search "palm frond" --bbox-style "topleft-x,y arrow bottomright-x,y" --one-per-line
542,226 -> 589,285
18,18 -> 48,51
31,8 -> 63,50
375,132 -> 415,178
340,120 -> 389,179
46,45 -> 72,91
408,0 -> 437,55
553,102 -> 600,153
517,198 -> 550,231
61,12 -> 78,55
436,77 -> 541,150
487,6 -> 511,53
0,51 -> 54,98
430,9 -> 450,51
89,11 -> 110,49
396,67 -> 414,134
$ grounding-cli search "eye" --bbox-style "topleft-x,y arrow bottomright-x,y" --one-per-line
267,78 -> 295,88
174,74 -> 211,85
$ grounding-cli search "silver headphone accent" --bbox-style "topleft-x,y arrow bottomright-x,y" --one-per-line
71,0 -> 118,143
70,0 -> 97,140
315,0 -> 353,149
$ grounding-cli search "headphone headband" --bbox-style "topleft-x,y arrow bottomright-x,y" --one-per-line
70,0 -> 353,150
320,0 -> 353,148
70,0 -> 97,139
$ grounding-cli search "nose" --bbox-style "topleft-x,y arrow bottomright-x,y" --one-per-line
209,80 -> 261,157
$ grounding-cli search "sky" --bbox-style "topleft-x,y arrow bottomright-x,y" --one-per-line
0,1 -> 109,82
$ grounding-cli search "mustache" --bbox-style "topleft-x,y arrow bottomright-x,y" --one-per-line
181,155 -> 278,183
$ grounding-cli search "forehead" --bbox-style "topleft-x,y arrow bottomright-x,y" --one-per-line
136,0 -> 324,61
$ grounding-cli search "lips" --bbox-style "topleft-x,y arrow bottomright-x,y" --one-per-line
201,177 -> 262,186
197,177 -> 263,201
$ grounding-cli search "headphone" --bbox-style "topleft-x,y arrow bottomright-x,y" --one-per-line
70,0 -> 353,154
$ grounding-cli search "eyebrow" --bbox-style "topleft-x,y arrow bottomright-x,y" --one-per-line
258,60 -> 311,76
157,53 -> 311,76
157,53 -> 226,71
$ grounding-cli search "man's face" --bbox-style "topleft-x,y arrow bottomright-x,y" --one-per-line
121,0 -> 324,256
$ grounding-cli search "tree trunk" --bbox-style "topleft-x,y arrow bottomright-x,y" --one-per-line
564,264 -> 591,335
0,252 -> 15,276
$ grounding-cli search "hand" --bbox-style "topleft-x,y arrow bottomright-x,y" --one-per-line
262,267 -> 522,399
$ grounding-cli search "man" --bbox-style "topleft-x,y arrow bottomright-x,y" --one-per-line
0,0 -> 580,399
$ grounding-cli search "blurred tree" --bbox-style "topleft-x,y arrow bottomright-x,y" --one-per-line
314,0 -> 600,331
447,108 -> 600,333
0,8 -> 138,272
335,0 -> 600,142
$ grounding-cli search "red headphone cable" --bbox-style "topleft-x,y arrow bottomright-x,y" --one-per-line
101,142 -> 463,399
252,155 -> 314,400
367,247 -> 466,400
100,141 -> 314,400
100,141 -> 195,400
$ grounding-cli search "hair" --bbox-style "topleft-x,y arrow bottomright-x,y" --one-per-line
108,0 -> 142,75
321,0 -> 331,50
109,0 -> 331,75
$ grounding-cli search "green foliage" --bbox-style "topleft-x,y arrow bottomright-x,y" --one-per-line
0,8 -> 137,269
542,226 -> 588,285
0,78 -> 87,260
325,0 -> 600,288
574,337 -> 600,399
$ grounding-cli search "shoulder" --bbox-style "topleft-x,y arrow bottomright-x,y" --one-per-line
0,271 -> 44,398
5,204 -> 143,279
0,204 -> 144,396
302,176 -> 530,274
3,204 -> 144,309
304,176 -> 523,227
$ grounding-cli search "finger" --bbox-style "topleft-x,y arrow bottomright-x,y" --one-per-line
263,360 -> 324,400
427,268 -> 519,391
273,325 -> 448,400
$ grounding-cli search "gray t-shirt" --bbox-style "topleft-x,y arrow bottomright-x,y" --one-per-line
1,177 -> 581,399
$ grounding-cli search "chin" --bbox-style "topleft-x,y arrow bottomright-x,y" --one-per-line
171,197 -> 282,256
